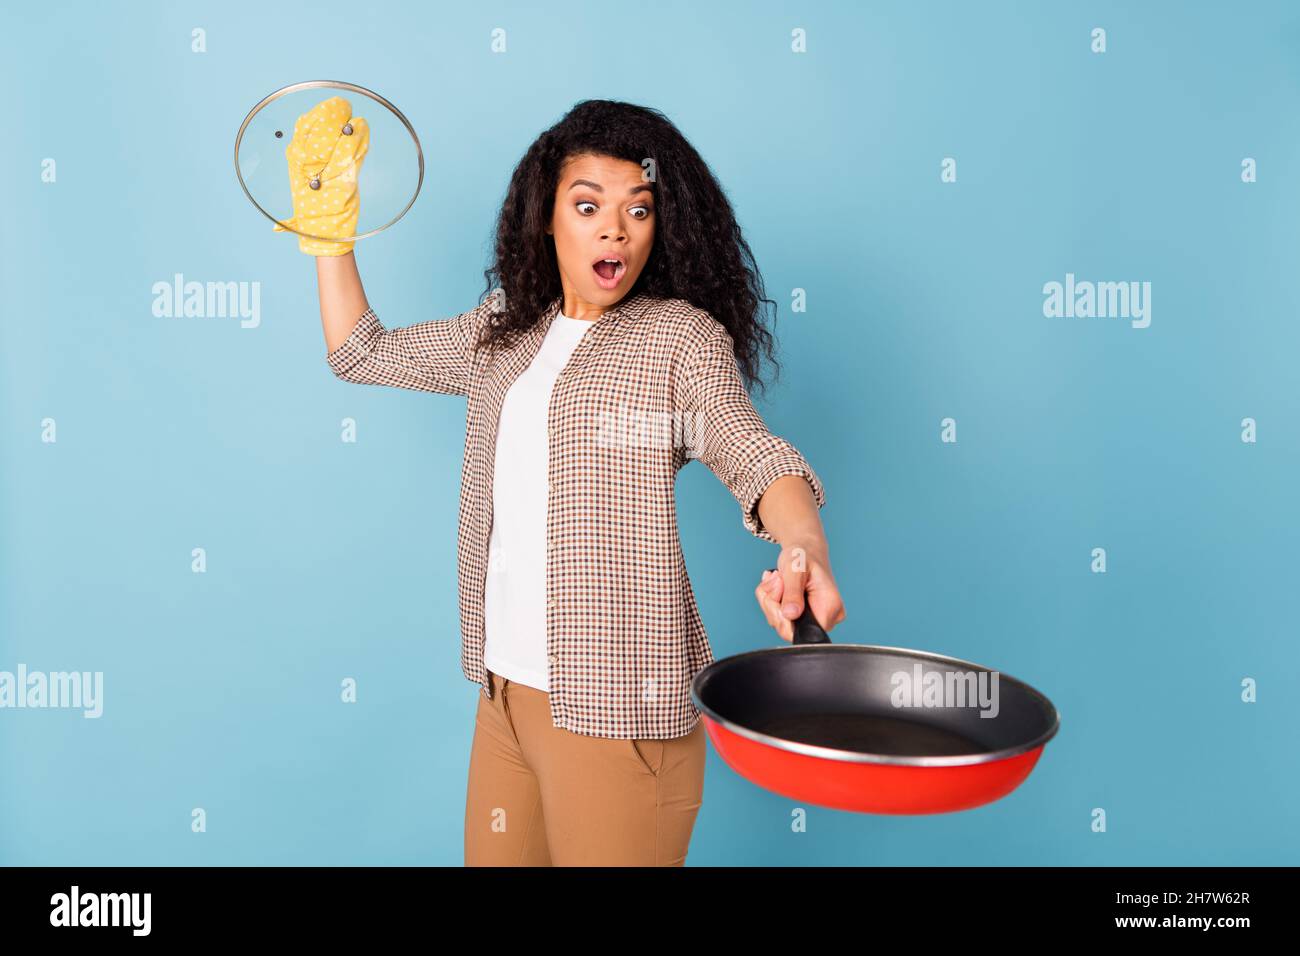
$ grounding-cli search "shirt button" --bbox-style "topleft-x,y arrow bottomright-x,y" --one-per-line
547,482 -> 554,493
548,654 -> 558,663
547,598 -> 556,609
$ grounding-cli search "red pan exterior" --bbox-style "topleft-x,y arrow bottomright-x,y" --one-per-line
702,714 -> 1045,814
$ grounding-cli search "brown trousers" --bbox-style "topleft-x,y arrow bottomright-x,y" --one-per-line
464,669 -> 706,866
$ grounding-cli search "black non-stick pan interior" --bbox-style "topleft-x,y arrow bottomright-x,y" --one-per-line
696,646 -> 1059,758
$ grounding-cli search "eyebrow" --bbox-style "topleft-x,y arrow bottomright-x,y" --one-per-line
567,178 -> 655,196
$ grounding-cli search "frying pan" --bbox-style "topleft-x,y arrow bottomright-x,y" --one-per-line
690,594 -> 1060,814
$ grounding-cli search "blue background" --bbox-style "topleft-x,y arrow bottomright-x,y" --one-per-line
2,0 -> 1296,866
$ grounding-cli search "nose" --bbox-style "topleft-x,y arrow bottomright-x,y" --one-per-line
599,214 -> 628,242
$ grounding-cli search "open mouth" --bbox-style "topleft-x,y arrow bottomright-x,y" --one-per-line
592,257 -> 626,284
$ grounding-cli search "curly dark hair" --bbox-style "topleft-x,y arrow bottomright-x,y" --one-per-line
475,99 -> 783,397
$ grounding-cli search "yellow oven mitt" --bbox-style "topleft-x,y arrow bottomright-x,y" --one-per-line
272,95 -> 370,256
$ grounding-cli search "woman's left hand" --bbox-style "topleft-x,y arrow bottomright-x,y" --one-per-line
754,542 -> 846,642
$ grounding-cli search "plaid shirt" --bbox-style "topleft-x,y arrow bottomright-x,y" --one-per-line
326,292 -> 826,739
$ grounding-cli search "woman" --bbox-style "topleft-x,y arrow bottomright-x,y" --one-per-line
282,97 -> 847,865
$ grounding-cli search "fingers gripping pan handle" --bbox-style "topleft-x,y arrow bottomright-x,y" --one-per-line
766,567 -> 832,646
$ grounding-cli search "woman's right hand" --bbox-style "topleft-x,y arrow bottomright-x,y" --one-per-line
273,96 -> 370,257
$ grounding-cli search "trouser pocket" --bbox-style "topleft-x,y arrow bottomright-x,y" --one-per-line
478,671 -> 519,745
628,737 -> 666,777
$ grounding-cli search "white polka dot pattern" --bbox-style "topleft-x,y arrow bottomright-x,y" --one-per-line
271,96 -> 369,256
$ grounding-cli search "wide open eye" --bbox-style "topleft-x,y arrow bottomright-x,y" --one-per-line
576,201 -> 597,215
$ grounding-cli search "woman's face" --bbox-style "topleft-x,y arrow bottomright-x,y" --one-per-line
547,152 -> 655,319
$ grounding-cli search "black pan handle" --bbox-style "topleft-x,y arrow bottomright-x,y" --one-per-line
765,568 -> 832,645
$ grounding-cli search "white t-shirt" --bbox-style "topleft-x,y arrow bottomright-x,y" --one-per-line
482,309 -> 593,691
